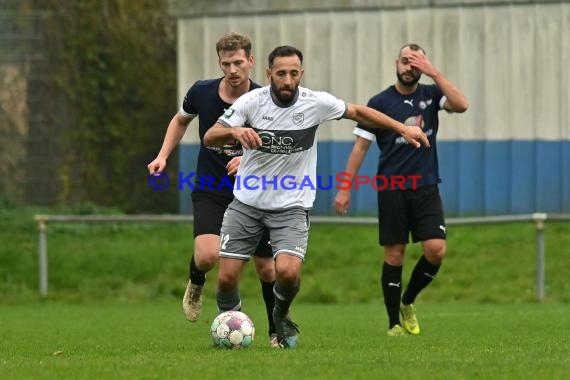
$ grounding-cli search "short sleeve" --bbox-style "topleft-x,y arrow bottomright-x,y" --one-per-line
355,96 -> 382,135
315,91 -> 347,122
180,82 -> 199,118
429,84 -> 445,111
216,90 -> 258,128
353,127 -> 376,142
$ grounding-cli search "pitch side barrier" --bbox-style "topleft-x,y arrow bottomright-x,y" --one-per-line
33,213 -> 570,299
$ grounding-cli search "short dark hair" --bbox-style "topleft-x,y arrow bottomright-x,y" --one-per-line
216,32 -> 252,57
399,43 -> 426,57
267,45 -> 303,68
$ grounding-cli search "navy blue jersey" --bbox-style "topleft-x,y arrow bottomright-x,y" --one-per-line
355,84 -> 445,190
180,78 -> 260,198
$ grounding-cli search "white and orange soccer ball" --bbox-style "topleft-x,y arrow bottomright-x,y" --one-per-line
210,311 -> 255,349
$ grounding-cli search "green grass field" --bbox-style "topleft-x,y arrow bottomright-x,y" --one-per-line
2,301 -> 569,380
1,204 -> 570,379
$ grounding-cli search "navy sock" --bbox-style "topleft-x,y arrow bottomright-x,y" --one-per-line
260,280 -> 276,335
189,255 -> 206,286
402,255 -> 440,305
381,262 -> 402,328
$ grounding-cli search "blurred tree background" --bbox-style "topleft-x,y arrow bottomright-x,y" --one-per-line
0,0 -> 179,213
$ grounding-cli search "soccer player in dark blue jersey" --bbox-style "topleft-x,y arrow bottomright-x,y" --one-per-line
147,32 -> 278,346
334,43 -> 469,336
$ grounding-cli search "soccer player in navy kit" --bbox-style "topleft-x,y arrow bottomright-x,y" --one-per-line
204,45 -> 430,348
334,44 -> 469,336
147,32 -> 278,345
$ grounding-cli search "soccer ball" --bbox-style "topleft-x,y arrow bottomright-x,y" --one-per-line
210,311 -> 255,349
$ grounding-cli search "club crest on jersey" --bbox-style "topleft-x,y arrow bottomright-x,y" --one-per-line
292,113 -> 304,126
223,108 -> 235,118
419,99 -> 432,110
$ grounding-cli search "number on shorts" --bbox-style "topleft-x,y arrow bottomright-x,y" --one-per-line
220,233 -> 230,250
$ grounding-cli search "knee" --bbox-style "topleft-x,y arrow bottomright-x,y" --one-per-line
194,247 -> 219,270
275,265 -> 299,285
218,270 -> 239,292
254,260 -> 276,282
274,253 -> 302,285
425,243 -> 446,265
384,245 -> 405,266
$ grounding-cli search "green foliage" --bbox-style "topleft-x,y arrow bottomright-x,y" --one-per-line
38,0 -> 178,212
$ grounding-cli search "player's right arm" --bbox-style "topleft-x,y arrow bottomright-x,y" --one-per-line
334,136 -> 372,215
204,90 -> 262,149
203,123 -> 261,150
147,112 -> 193,174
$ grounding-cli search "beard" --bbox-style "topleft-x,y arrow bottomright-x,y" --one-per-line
270,80 -> 297,104
396,70 -> 421,87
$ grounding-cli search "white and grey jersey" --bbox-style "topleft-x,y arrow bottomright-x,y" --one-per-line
217,86 -> 346,210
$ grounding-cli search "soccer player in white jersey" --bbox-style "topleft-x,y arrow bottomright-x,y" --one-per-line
203,45 -> 429,348
147,33 -> 278,346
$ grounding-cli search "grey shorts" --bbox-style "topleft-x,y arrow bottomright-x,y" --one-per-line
219,199 -> 310,261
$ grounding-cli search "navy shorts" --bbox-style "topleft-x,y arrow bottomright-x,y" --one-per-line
377,185 -> 446,246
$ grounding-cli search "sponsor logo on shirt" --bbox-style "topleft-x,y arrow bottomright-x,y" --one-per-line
223,108 -> 235,118
256,126 -> 317,155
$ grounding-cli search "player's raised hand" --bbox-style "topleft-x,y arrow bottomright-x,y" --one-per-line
408,52 -> 438,78
232,127 -> 262,149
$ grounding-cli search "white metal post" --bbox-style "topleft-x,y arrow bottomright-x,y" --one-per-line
36,216 -> 48,296
533,213 -> 547,301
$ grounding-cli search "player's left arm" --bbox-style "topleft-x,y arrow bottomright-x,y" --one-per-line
407,52 -> 469,113
344,103 -> 430,148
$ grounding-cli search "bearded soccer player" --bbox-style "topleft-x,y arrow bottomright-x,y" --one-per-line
334,43 -> 469,336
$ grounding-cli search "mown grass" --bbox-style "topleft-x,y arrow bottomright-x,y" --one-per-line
2,204 -> 569,379
1,301 -> 569,380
